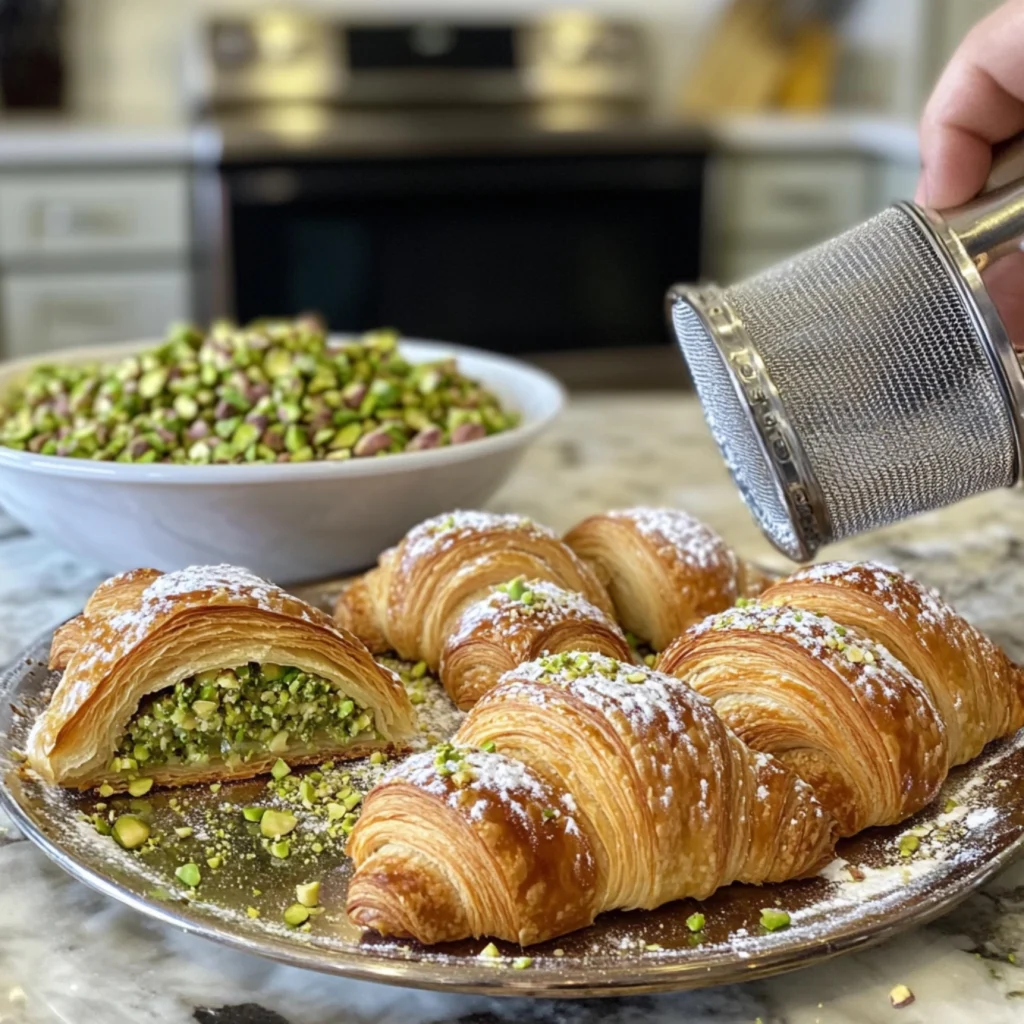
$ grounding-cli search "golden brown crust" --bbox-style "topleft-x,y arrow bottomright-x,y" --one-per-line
27,564 -> 414,789
332,571 -> 390,655
657,604 -> 950,836
334,511 -> 613,668
439,580 -> 632,710
760,561 -> 1024,767
347,748 -> 599,944
347,654 -> 835,946
564,508 -> 766,650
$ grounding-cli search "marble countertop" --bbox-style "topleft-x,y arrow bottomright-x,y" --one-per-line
0,112 -> 919,168
2,393 -> 1023,1024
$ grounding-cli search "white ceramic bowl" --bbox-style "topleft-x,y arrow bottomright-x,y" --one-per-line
0,338 -> 565,583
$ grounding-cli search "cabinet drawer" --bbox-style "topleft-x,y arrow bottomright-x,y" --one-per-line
0,172 -> 188,260
1,271 -> 190,357
711,156 -> 871,240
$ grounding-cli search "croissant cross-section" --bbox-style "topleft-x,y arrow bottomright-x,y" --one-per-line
27,564 -> 415,791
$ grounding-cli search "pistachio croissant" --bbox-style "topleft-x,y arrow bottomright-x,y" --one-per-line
334,511 -> 613,669
28,564 -> 414,791
658,563 -> 1024,836
439,577 -> 632,710
564,507 -> 769,650
347,653 -> 836,945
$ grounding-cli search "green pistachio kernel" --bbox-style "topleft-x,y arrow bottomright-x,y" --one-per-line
899,834 -> 920,857
271,759 -> 292,780
174,826 -> 194,839
760,908 -> 791,932
284,903 -> 310,927
686,912 -> 706,933
112,814 -> 150,849
270,840 -> 291,859
261,810 -> 298,839
478,942 -> 501,960
296,881 -> 321,908
127,778 -> 154,798
243,806 -> 266,822
175,863 -> 202,888
512,957 -> 533,970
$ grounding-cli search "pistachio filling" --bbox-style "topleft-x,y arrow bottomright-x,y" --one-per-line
110,663 -> 378,775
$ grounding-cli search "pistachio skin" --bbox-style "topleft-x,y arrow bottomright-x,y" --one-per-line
0,319 -> 518,463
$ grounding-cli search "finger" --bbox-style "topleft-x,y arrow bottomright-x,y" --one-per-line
918,0 -> 1024,208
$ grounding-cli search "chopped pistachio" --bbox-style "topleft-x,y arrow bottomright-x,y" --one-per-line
760,908 -> 791,932
898,834 -> 920,858
369,751 -> 386,765
260,810 -> 297,839
127,778 -> 153,797
206,856 -> 222,870
271,759 -> 292,780
270,840 -> 291,859
512,957 -> 533,970
686,912 -> 706,933
246,906 -> 261,919
478,942 -> 501,960
112,814 -> 150,850
296,881 -> 321,908
98,783 -> 115,798
480,741 -> 497,753
174,826 -> 194,839
889,984 -> 914,1008
284,903 -> 310,927
242,806 -> 266,822
175,862 -> 202,888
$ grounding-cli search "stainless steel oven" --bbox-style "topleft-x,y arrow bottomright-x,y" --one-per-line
190,12 -> 707,376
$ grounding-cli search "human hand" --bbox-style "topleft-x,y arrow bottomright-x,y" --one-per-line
917,1 -> 1024,347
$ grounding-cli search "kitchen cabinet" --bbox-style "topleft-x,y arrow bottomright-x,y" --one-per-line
704,153 -> 874,283
1,269 -> 190,357
0,168 -> 192,356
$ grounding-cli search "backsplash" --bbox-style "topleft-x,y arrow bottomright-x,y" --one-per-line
66,0 -> 932,123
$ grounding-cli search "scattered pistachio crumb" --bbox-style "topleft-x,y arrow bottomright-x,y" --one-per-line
478,942 -> 501,960
512,957 -> 533,970
175,863 -> 201,888
898,834 -> 920,858
296,881 -> 321,908
686,912 -> 705,933
889,984 -> 914,1008
209,783 -> 222,794
174,826 -> 193,839
271,759 -> 291,781
644,944 -> 663,952
553,949 -> 565,957
760,908 -> 791,932
284,903 -> 310,927
246,906 -> 260,919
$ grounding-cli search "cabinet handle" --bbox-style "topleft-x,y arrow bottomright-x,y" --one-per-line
33,200 -> 136,240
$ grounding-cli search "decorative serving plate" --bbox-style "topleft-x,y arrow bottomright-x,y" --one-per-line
2,578 -> 1024,999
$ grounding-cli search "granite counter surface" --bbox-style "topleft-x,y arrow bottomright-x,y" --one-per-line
1,393 -> 1023,1024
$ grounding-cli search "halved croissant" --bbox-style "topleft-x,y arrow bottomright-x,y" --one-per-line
564,507 -> 769,650
657,603 -> 950,836
347,653 -> 836,945
759,561 -> 1024,767
28,564 -> 414,791
335,511 -> 613,668
439,578 -> 632,710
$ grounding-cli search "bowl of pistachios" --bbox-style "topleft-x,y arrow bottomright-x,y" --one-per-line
0,317 -> 564,582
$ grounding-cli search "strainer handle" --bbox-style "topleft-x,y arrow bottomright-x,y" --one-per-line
942,134 -> 1024,270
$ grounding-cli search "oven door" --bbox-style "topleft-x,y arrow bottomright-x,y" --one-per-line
219,151 -> 704,356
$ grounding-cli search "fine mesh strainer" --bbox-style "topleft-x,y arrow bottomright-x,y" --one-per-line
668,141 -> 1024,561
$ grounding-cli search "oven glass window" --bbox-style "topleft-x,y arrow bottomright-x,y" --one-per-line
227,154 -> 703,354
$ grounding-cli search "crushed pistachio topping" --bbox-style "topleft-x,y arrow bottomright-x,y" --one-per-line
0,318 -> 518,463
478,942 -> 501,960
686,912 -> 706,933
760,908 -> 791,932
512,957 -> 533,970
175,862 -> 201,888
110,663 -> 378,777
889,984 -> 914,1008
898,834 -> 920,858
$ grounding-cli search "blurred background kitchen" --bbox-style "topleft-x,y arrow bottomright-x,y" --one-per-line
0,0 -> 996,388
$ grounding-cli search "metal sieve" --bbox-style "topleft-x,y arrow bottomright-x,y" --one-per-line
668,141 -> 1024,561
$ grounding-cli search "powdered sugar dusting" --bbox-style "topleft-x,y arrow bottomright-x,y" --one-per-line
504,653 -> 693,738
611,507 -> 737,575
448,579 -> 619,645
688,602 -> 925,703
399,511 -> 553,575
787,561 -> 957,637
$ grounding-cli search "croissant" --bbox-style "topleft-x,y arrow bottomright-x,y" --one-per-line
335,511 -> 613,668
28,564 -> 414,791
564,507 -> 769,650
347,653 -> 836,945
759,561 -> 1024,767
439,578 -> 633,710
657,603 -> 950,836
